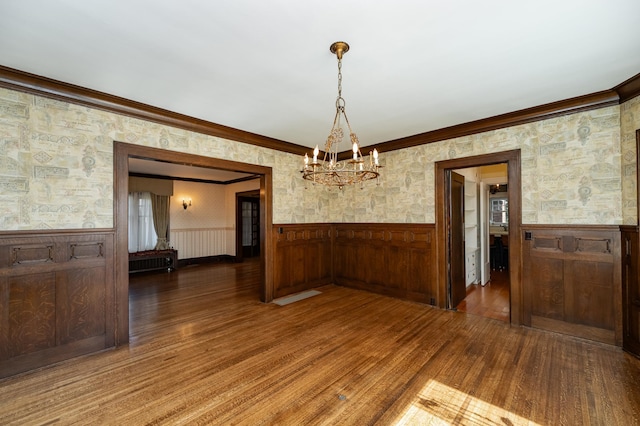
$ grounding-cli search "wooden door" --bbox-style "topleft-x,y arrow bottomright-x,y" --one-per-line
240,198 -> 260,258
448,171 -> 466,308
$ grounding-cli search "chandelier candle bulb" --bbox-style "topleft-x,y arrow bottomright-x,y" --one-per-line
373,149 -> 379,166
352,143 -> 358,160
313,146 -> 319,163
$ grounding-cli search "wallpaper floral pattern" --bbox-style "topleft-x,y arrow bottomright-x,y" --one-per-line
332,104 -> 625,225
0,86 -> 637,230
621,95 -> 640,224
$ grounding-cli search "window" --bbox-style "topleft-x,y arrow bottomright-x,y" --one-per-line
490,198 -> 508,226
128,192 -> 156,252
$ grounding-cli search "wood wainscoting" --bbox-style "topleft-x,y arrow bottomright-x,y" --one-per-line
333,223 -> 437,305
523,225 -> 621,345
272,224 -> 333,299
272,223 -> 437,305
0,230 -> 115,378
621,225 -> 640,356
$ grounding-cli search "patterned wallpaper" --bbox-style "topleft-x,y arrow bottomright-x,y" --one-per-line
0,86 -> 636,230
621,95 -> 640,225
332,104 -> 624,225
0,87 -> 300,229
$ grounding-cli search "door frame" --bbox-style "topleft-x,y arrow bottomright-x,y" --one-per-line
436,149 -> 522,325
114,142 -> 274,345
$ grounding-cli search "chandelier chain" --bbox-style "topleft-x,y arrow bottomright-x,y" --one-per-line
337,57 -> 343,101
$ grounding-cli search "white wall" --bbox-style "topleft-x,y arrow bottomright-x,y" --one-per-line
169,179 -> 260,259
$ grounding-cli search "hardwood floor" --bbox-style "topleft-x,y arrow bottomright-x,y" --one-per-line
456,269 -> 510,322
1,259 -> 639,425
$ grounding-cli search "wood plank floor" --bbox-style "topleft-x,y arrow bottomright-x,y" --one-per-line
456,269 -> 510,322
1,259 -> 639,425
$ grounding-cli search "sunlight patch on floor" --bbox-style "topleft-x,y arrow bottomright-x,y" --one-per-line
393,379 -> 540,426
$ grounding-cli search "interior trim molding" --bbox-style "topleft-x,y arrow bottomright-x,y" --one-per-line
0,65 -> 308,156
435,149 -> 522,323
341,90 -> 620,159
614,72 -> 640,103
1,65 -> 637,158
128,171 -> 261,186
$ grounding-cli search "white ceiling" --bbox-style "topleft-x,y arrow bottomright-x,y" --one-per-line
1,0 -> 639,151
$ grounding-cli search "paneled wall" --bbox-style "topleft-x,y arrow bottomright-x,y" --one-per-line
272,224 -> 332,299
523,226 -> 621,345
0,230 -> 115,378
621,226 -> 640,355
170,227 -> 232,259
272,223 -> 437,306
333,223 -> 436,305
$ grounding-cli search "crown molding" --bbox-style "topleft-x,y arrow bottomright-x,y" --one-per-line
360,90 -> 620,158
614,72 -> 640,103
0,65 -> 308,156
0,65 -> 635,160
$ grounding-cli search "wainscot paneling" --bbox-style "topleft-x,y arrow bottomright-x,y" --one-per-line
272,224 -> 332,299
170,227 -> 231,260
523,226 -> 621,345
0,230 -> 115,378
621,225 -> 640,357
333,223 -> 437,305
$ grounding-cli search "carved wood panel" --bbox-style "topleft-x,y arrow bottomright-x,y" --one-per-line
0,231 -> 115,378
5,273 -> 56,358
529,257 -> 564,320
57,267 -> 106,345
523,226 -> 621,345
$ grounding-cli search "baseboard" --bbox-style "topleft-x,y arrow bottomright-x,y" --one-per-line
178,255 -> 238,267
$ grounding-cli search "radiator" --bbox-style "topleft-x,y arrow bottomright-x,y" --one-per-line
170,228 -> 232,259
129,250 -> 177,273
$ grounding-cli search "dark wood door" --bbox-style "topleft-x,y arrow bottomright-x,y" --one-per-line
240,198 -> 260,258
448,171 -> 466,308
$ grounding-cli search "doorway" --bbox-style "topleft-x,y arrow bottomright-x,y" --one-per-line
236,190 -> 260,259
450,165 -> 510,322
114,142 -> 274,346
436,150 -> 522,325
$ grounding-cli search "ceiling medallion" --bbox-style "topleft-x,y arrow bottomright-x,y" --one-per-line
301,41 -> 381,189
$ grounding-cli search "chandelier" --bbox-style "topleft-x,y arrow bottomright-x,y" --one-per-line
301,41 -> 381,189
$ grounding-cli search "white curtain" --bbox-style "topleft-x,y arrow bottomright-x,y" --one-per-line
128,192 -> 156,253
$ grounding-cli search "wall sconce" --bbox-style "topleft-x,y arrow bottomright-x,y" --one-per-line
182,199 -> 192,210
